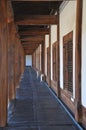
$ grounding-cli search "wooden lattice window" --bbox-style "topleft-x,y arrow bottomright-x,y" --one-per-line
63,31 -> 73,94
52,42 -> 57,81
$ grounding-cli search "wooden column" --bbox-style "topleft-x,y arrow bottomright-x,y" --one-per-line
33,51 -> 36,69
14,37 -> 19,87
36,47 -> 40,70
35,51 -> 36,69
32,53 -> 34,67
56,12 -> 60,97
41,40 -> 45,74
17,41 -> 22,80
49,26 -> 51,86
21,45 -> 25,74
0,0 -> 8,127
75,0 -> 82,122
8,22 -> 15,101
14,36 -> 23,88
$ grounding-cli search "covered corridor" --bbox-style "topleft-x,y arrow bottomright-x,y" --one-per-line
0,0 -> 86,129
1,67 -> 82,130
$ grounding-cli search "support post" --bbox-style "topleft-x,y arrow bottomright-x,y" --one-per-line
75,0 -> 83,122
49,26 -> 51,86
41,40 -> 45,74
41,39 -> 45,81
56,10 -> 60,97
8,22 -> 15,101
0,0 -> 8,127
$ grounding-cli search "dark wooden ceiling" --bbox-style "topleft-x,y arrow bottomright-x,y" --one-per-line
11,0 -> 62,54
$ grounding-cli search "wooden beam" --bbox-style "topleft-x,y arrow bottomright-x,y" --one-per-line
19,28 -> 50,36
12,0 -> 62,1
21,36 -> 44,42
24,50 -> 35,54
21,41 -> 40,44
16,15 -> 58,25
24,48 -> 36,50
22,44 -> 39,47
23,46 -> 39,49
20,35 -> 44,39
24,44 -> 39,49
75,0 -> 82,123
22,42 -> 39,45
23,44 -> 39,48
25,52 -> 33,55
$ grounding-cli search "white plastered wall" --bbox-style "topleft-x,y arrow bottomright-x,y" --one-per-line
45,35 -> 49,76
50,25 -> 57,80
82,0 -> 86,107
60,1 -> 76,98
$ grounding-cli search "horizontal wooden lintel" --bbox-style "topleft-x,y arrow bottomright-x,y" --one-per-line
19,28 -> 50,36
16,15 -> 58,25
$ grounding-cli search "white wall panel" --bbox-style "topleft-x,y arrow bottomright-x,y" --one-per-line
60,1 -> 76,99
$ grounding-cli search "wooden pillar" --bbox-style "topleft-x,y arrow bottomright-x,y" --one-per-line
32,53 -> 34,67
21,45 -> 25,74
32,51 -> 36,69
41,40 -> 45,74
35,51 -> 36,69
56,12 -> 60,97
14,38 -> 17,87
49,26 -> 51,86
17,42 -> 22,80
75,0 -> 82,122
0,0 -> 8,127
38,46 -> 40,71
14,37 -> 19,87
8,22 -> 15,101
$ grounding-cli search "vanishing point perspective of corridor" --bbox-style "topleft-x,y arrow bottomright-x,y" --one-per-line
4,67 -> 83,130
0,0 -> 86,130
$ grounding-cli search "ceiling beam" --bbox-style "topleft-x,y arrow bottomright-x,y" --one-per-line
19,28 -> 49,36
24,48 -> 37,50
24,49 -> 37,54
12,0 -> 62,1
23,45 -> 39,49
21,36 -> 44,42
21,41 -> 40,43
24,51 -> 34,55
22,44 -> 39,47
16,15 -> 58,25
23,43 -> 39,46
22,42 -> 41,46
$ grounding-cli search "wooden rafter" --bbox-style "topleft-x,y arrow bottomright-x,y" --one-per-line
16,15 -> 58,25
22,44 -> 40,48
12,0 -> 62,1
21,41 -> 40,44
21,41 -> 41,45
23,45 -> 38,49
19,28 -> 49,36
21,36 -> 44,42
24,49 -> 36,54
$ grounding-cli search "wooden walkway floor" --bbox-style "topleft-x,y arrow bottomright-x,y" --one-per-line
1,67 -> 83,130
